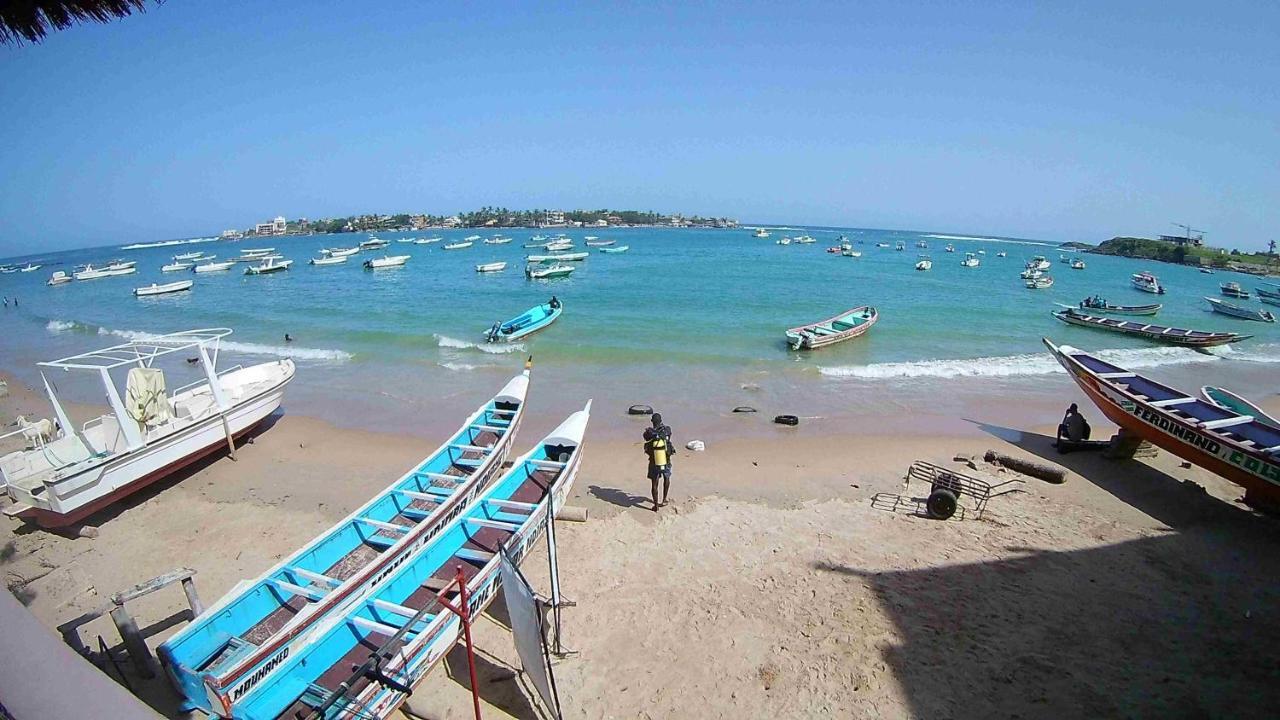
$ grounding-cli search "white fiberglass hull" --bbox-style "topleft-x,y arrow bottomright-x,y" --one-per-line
5,361 -> 295,527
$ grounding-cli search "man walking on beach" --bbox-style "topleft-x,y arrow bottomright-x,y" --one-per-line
643,413 -> 674,511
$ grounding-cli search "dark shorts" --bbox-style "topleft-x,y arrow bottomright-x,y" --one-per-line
647,464 -> 671,481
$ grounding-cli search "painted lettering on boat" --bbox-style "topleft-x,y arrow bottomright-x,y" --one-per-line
229,645 -> 289,702
1118,395 -> 1280,487
368,480 -> 483,591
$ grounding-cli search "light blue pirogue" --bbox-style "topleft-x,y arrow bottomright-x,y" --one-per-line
158,369 -> 532,715
483,300 -> 562,343
234,401 -> 592,720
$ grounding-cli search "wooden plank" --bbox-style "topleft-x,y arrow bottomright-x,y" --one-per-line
466,517 -> 521,532
271,579 -> 326,601
485,499 -> 536,513
455,548 -> 495,563
350,616 -> 404,638
1202,415 -> 1254,430
1151,397 -> 1196,407
369,598 -> 424,618
357,517 -> 410,534
289,567 -> 340,587
396,489 -> 441,503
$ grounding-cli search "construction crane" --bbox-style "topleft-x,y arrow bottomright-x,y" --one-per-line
1172,222 -> 1205,243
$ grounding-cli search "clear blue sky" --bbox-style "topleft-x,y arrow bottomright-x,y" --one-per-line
1,1 -> 1276,254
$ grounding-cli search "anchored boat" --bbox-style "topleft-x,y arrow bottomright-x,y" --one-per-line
1026,276 -> 1054,289
134,280 -> 193,297
232,402 -> 591,720
442,241 -> 473,251
1045,339 -> 1280,509
475,262 -> 507,273
585,239 -> 615,247
162,261 -> 194,272
526,251 -> 588,263
599,245 -> 630,254
46,271 -> 72,286
0,330 -> 294,528
1051,308 -> 1250,347
1131,271 -> 1165,294
244,257 -> 293,275
485,301 -> 562,342
194,260 -> 236,273
1220,282 -> 1250,299
158,370 -> 530,715
310,255 -> 348,266
363,255 -> 409,270
1257,287 -> 1280,306
786,305 -> 878,350
526,263 -> 575,279
1205,297 -> 1275,322
1078,297 -> 1161,316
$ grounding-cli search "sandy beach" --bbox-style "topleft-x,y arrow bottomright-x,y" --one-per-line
3,370 -> 1280,719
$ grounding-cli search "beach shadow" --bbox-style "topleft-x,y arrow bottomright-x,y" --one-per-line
587,484 -> 650,510
964,417 -> 1270,530
815,530 -> 1280,718
442,644 -> 545,720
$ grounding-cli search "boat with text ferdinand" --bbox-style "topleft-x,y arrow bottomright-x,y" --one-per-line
1045,339 -> 1280,509
485,301 -> 562,342
230,403 -> 590,720
1078,297 -> 1161,316
1205,297 -> 1275,322
158,369 -> 530,716
1201,386 -> 1280,430
786,306 -> 877,350
1051,308 -> 1249,347
1,330 -> 294,528
134,280 -> 193,297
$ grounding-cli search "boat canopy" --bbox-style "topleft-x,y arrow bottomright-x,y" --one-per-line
39,328 -> 233,372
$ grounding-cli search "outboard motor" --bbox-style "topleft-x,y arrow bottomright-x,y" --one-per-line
485,322 -> 501,343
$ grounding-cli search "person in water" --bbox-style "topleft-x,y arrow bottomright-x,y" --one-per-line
284,333 -> 293,343
643,413 -> 675,511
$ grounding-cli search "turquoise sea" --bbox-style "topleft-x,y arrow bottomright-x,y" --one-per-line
2,226 -> 1278,439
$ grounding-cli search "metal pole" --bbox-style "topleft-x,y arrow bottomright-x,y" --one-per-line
180,576 -> 204,617
545,507 -> 563,655
455,565 -> 483,720
108,604 -> 156,679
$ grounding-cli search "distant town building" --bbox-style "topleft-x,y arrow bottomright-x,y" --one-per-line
591,218 -> 608,227
543,210 -> 566,226
254,216 -> 288,235
1158,234 -> 1203,247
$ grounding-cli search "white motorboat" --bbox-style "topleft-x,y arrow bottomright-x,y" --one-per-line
526,263 -> 575,279
396,238 -> 417,244
74,264 -> 137,281
415,237 -> 441,245
244,257 -> 293,275
961,252 -> 980,267
0,329 -> 295,528
443,241 -> 474,250
1020,268 -> 1043,280
585,239 -> 616,247
193,260 -> 236,273
309,255 -> 348,266
1070,259 -> 1086,270
527,251 -> 588,263
840,248 -> 862,257
944,244 -> 956,253
241,248 -> 275,256
1131,271 -> 1165,294
322,247 -> 360,258
1026,276 -> 1054,289
464,235 -> 482,242
19,263 -> 41,272
794,235 -> 817,244
476,262 -> 508,273
134,280 -> 193,297
915,255 -> 932,271
876,242 -> 891,248
584,236 -> 599,241
916,240 -> 928,248
895,241 -> 906,251
106,259 -> 137,271
544,240 -> 574,251
162,261 -> 193,272
359,238 -> 390,250
363,255 -> 410,269
173,251 -> 204,261
996,251 -> 1007,257
484,237 -> 512,245
1028,255 -> 1051,271
777,238 -> 792,246
754,229 -> 770,238
46,271 -> 72,286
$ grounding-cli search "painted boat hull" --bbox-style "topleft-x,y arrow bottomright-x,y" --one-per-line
786,306 -> 878,350
1077,302 -> 1161,316
486,303 -> 561,342
1201,386 -> 1280,430
5,362 -> 294,528
1046,340 -> 1280,509
1052,309 -> 1249,347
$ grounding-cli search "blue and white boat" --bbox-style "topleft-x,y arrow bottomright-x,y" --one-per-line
158,370 -> 532,715
233,401 -> 591,720
484,301 -> 562,343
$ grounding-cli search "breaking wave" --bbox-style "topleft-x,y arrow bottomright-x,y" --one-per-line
46,319 -> 82,333
440,361 -> 481,372
818,344 -> 1280,381
47,320 -> 351,362
433,334 -> 525,354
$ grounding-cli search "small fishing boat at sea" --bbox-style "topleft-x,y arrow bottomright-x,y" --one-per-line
162,261 -> 193,272
159,370 -> 531,714
363,255 -> 410,270
1078,297 -> 1161,315
786,306 -> 878,350
1200,268 -> 1215,274
599,245 -> 630,254
323,247 -> 360,258
193,260 -> 236,273
133,280 -> 193,297
475,261 -> 507,273
1220,282 -> 1250,299
359,238 -> 390,250
526,263 -> 575,279
996,251 -> 1007,258
19,263 -> 41,272
1026,276 -> 1054,289
916,240 -> 928,249
585,239 -> 615,247
1257,287 -> 1280,307
1070,259 -> 1086,270
485,300 -> 562,342
1045,339 -> 1280,509
244,257 -> 293,275
46,271 -> 72,286
795,235 -> 817,244
1020,268 -> 1043,280
944,244 -> 956,253
841,247 -> 861,258
961,252 -> 980,267
463,234 -> 482,242
895,241 -> 906,251
915,256 -> 932,271
876,242 -> 891,249
415,237 -> 442,245
1051,308 -> 1250,347
310,255 -> 348,266
484,237 -> 512,245
396,237 -> 416,244
443,241 -> 473,250
776,238 -> 792,246
544,240 -> 574,251
74,263 -> 137,281
1132,271 -> 1165,294
1028,256 -> 1051,271
229,403 -> 590,720
173,251 -> 205,261
1,329 -> 294,528
754,228 -> 770,238
527,251 -> 588,263
1201,386 -> 1280,429
241,248 -> 274,256
1205,297 -> 1275,322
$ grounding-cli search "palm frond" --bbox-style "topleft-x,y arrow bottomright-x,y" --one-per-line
0,0 -> 152,45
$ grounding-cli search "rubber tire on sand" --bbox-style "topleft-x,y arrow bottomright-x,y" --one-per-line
773,414 -> 799,426
733,406 -> 757,413
926,488 -> 958,520
628,404 -> 653,416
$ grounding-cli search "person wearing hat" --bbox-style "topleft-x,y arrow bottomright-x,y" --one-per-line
643,413 -> 675,511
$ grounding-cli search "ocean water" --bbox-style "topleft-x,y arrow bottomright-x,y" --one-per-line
2,227 -> 1278,439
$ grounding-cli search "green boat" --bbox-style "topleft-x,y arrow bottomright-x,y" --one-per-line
1200,386 -> 1280,429
599,245 -> 630,254
786,305 -> 878,350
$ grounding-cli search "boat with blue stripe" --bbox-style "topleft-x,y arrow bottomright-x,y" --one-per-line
233,401 -> 592,719
158,368 -> 532,715
484,299 -> 562,343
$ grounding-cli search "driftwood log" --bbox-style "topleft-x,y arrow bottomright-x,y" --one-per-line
983,450 -> 1067,484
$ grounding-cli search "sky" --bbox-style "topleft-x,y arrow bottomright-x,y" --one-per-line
0,1 -> 1277,255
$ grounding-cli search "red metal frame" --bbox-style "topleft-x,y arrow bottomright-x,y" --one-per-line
431,565 -> 483,720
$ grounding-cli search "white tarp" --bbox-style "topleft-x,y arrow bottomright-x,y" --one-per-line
499,550 -> 558,717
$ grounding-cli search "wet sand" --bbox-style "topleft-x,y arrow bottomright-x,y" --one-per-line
3,371 -> 1280,718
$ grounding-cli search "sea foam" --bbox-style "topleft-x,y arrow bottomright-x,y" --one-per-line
98,327 -> 353,362
433,334 -> 525,354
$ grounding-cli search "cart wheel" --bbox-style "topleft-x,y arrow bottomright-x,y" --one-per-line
926,488 -> 958,520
